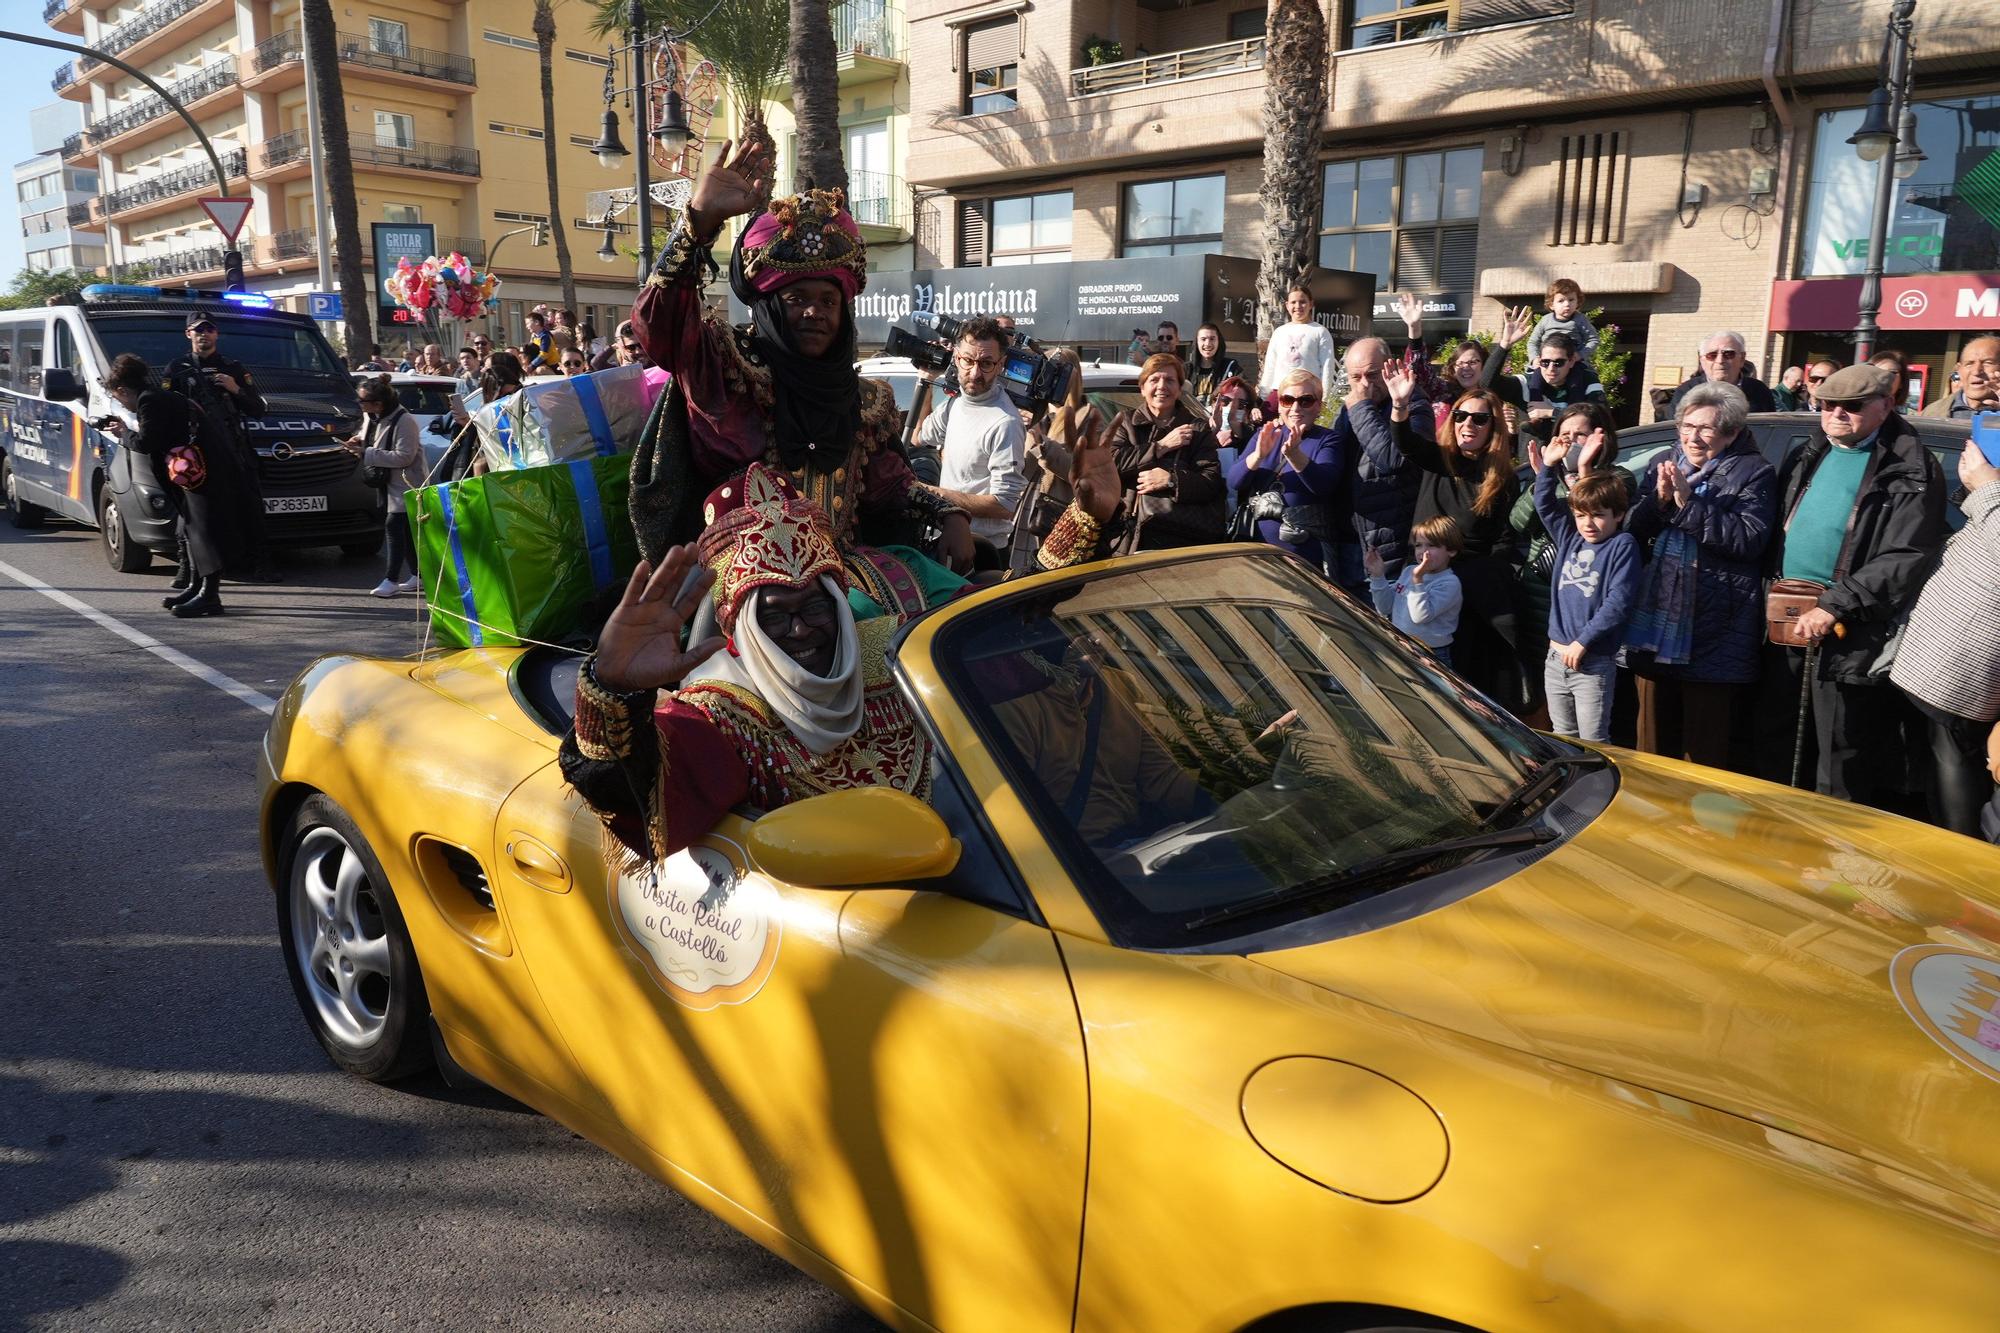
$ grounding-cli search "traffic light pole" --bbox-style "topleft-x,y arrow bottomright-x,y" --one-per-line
2,27 -> 247,290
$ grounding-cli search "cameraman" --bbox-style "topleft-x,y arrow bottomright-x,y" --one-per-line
918,317 -> 1028,571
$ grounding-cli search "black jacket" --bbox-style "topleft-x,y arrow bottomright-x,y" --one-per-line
1518,362 -> 1605,408
1766,412 -> 1947,683
1668,371 -> 1777,415
164,352 -> 266,445
1109,402 -> 1226,549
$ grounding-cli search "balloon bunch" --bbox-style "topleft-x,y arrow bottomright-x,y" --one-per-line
384,251 -> 501,321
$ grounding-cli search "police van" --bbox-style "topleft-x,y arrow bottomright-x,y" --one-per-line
0,285 -> 375,571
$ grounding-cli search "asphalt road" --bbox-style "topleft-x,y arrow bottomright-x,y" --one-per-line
0,517 -> 881,1332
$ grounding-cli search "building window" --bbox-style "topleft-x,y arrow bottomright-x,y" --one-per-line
1799,91 -> 2000,278
1344,0 -> 1572,50
69,169 -> 98,193
564,49 -> 613,67
991,190 -> 1072,265
1228,7 -> 1266,39
482,29 -> 538,51
493,209 -> 549,226
368,18 -> 409,57
383,204 -> 421,224
963,18 -> 1019,115
568,134 -> 599,148
1122,174 -> 1225,258
1318,147 -> 1480,290
488,121 -> 546,140
374,111 -> 416,148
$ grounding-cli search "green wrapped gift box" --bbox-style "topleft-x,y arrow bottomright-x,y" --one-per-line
409,454 -> 636,650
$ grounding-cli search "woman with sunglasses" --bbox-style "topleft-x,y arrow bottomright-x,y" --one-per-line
1384,363 -> 1528,709
1107,354 -> 1227,551
1227,369 -> 1347,575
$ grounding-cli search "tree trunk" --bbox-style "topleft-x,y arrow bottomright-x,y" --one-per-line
788,0 -> 847,196
1257,0 -> 1327,343
301,0 -> 373,363
535,1 -> 580,317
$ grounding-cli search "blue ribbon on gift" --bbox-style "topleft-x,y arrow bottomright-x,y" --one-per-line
437,485 -> 484,647
569,458 -> 615,591
573,373 -> 618,456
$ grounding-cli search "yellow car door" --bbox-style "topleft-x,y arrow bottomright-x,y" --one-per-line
492,761 -> 1090,1333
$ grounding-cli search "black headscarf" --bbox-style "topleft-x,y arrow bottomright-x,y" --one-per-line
730,242 -> 861,473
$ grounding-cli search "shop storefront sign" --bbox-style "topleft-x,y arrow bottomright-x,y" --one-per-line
730,256 -> 1373,349
370,222 -> 435,329
1768,273 -> 2000,331
1371,289 -> 1474,325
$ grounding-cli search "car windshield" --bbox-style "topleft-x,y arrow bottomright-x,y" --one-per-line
396,384 -> 455,415
931,553 -> 1564,947
86,312 -> 349,389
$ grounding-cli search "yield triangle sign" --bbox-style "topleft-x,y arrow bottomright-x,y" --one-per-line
200,197 -> 253,243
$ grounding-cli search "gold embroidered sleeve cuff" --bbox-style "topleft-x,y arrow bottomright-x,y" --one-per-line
653,221 -> 718,288
906,482 -> 968,525
574,656 -> 656,762
1036,503 -> 1108,571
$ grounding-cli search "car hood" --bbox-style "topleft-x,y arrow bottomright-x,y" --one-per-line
1250,750 -> 2000,1210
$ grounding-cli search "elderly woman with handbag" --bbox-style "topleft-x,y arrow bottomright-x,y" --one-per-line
1107,354 -> 1227,551
1226,368 -> 1349,580
97,352 -> 247,618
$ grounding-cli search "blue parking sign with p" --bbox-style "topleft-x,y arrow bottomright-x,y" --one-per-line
308,292 -> 343,320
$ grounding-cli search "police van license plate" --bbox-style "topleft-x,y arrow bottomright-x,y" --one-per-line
265,496 -> 328,514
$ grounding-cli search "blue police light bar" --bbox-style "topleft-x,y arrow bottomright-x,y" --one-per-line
221,291 -> 272,309
81,284 -> 165,299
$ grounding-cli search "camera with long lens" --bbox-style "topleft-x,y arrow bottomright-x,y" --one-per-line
884,309 -> 1068,414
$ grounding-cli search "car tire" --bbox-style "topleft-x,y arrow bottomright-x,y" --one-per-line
340,532 -> 385,559
276,794 -> 434,1083
3,458 -> 48,529
98,488 -> 151,572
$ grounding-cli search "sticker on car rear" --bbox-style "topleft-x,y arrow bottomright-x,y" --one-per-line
613,840 -> 780,1011
1891,944 -> 2000,1083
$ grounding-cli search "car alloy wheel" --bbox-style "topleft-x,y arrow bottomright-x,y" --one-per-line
4,459 -> 47,529
277,795 -> 432,1082
99,489 -> 149,572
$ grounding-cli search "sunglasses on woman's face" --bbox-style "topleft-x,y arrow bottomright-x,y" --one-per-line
1279,394 -> 1319,407
1451,409 -> 1493,425
1218,396 -> 1250,407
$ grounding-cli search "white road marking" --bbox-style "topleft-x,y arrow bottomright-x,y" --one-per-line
0,556 -> 277,715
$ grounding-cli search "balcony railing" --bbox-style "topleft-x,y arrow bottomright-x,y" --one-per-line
846,170 -> 908,230
256,131 -> 478,177
67,200 -> 97,227
102,147 -> 248,215
833,1 -> 902,62
144,245 -> 227,279
250,28 -> 474,85
44,0 -> 77,21
266,228 -> 315,261
334,30 -> 476,84
52,62 -> 75,92
61,132 -> 87,159
81,0 -> 205,70
1071,36 -> 1266,96
438,234 -> 487,265
89,63 -> 238,142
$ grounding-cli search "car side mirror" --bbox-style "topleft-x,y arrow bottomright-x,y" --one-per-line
745,788 -> 960,889
43,368 -> 85,403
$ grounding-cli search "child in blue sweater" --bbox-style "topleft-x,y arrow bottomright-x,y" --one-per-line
1532,460 -> 1641,742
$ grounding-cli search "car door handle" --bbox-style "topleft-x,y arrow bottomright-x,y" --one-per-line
506,834 -> 571,893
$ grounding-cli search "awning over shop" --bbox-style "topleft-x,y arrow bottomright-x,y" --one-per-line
1770,273 -> 2000,331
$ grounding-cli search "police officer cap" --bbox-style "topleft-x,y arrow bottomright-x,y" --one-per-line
1815,364 -> 1895,404
185,311 -> 219,330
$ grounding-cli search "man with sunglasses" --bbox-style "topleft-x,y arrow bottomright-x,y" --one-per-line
1799,358 -> 1841,412
165,312 -> 279,582
1515,333 -> 1605,438
1666,330 -> 1777,417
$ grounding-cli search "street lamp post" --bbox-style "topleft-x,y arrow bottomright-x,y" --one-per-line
588,0 -> 699,281
1849,0 -> 1918,365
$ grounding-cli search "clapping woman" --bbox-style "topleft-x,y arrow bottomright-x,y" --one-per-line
1226,369 -> 1348,577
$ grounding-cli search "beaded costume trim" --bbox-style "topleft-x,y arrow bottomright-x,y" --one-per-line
574,657 -> 654,762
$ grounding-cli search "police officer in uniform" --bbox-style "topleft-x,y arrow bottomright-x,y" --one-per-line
166,312 -> 278,582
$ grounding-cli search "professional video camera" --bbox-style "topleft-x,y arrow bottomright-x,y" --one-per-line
883,309 -> 1068,415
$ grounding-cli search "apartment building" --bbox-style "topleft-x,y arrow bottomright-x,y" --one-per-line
15,102 -> 108,275
44,0 -> 659,350
903,0 -> 2000,417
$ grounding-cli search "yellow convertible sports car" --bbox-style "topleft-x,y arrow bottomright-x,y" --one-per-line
260,544 -> 2000,1333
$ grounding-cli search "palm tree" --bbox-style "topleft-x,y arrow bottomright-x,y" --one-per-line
789,0 -> 846,195
301,0 -> 373,362
1256,0 -> 1328,342
535,0 -> 581,316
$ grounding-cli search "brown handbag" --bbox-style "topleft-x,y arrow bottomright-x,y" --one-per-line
1765,577 -> 1827,646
